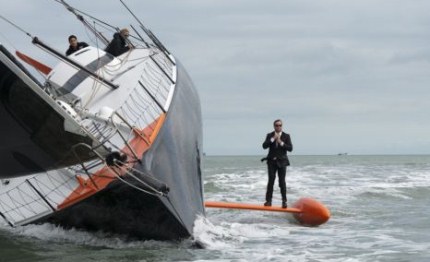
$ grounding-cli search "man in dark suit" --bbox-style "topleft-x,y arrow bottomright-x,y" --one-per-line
262,119 -> 293,208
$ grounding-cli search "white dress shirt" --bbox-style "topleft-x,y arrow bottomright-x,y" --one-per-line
270,132 -> 285,147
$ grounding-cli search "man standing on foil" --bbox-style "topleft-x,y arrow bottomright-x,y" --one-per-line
262,119 -> 293,208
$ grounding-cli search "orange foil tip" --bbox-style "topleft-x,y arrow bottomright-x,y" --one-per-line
292,197 -> 331,226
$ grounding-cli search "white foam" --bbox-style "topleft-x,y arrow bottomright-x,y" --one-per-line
2,223 -> 175,249
193,215 -> 240,249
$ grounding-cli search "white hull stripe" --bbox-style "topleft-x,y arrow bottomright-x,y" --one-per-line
58,54 -> 114,94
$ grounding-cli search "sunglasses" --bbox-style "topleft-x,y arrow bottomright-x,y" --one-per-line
275,124 -> 282,127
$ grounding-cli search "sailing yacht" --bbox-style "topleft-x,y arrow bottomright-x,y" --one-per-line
0,1 -> 204,240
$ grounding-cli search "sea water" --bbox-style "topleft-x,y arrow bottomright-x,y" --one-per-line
1,155 -> 430,261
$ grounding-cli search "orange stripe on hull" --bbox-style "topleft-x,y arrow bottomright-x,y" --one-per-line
57,114 -> 166,210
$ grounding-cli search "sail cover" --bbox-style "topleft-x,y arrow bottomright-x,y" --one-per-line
0,44 -> 108,178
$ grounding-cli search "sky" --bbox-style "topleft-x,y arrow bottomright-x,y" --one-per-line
1,0 -> 430,156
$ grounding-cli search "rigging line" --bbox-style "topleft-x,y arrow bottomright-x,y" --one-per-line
53,0 -> 118,32
57,0 -> 110,45
0,14 -> 33,38
119,0 -> 173,61
86,46 -> 109,107
0,15 -> 51,82
56,0 -> 144,45
119,0 -> 176,65
90,123 -> 117,144
116,165 -> 160,192
108,165 -> 163,197
130,24 -> 150,48
83,77 -> 100,108
113,161 -> 169,196
93,21 -> 101,51
82,23 -> 102,48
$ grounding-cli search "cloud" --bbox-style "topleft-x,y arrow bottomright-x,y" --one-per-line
1,0 -> 430,155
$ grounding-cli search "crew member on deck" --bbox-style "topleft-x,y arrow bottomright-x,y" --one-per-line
65,35 -> 89,56
262,119 -> 293,208
105,28 -> 132,57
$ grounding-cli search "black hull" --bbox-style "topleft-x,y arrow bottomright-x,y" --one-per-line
46,179 -> 190,240
38,60 -> 205,240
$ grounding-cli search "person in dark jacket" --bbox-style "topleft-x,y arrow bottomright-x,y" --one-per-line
105,28 -> 131,57
262,119 -> 293,208
66,35 -> 89,56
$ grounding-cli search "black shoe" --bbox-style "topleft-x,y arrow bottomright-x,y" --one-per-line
282,201 -> 287,208
264,201 -> 272,207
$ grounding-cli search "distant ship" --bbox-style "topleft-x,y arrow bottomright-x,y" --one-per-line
337,153 -> 348,156
0,1 -> 204,240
